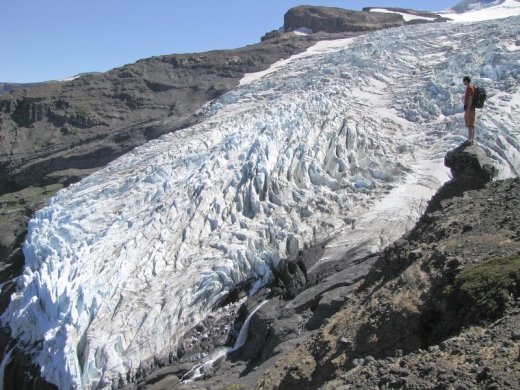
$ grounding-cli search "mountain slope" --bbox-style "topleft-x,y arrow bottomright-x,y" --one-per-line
2,12 -> 519,390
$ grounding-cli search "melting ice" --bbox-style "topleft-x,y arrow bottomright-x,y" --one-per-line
2,15 -> 520,390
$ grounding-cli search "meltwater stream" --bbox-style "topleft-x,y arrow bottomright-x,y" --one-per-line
182,300 -> 269,383
0,347 -> 14,390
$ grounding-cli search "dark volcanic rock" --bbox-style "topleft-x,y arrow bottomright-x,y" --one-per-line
283,6 -> 406,34
261,29 -> 282,42
444,143 -> 499,188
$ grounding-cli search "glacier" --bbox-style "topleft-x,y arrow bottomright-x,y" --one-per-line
2,15 -> 520,390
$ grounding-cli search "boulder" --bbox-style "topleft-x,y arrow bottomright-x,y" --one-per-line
444,143 -> 498,188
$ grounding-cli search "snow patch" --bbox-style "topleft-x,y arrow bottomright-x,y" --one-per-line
240,36 -> 357,86
369,8 -> 437,22
440,0 -> 520,21
58,75 -> 81,82
293,27 -> 313,35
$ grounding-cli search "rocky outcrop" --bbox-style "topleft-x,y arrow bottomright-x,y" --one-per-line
445,143 -> 499,188
283,6 -> 406,34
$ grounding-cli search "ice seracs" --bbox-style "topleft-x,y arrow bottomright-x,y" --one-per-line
2,12 -> 520,390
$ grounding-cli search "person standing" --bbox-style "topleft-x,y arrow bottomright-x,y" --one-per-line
463,76 -> 476,145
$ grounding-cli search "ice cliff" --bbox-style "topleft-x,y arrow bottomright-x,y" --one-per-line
2,14 -> 520,390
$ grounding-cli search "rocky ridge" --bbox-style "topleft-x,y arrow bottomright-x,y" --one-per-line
283,6 -> 447,35
1,82 -> 51,97
283,6 -> 404,34
262,6 -> 447,43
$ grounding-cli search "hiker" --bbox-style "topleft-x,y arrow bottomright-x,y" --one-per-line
463,75 -> 476,145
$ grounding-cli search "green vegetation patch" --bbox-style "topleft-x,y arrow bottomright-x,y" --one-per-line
446,254 -> 520,321
75,107 -> 90,119
0,183 -> 64,223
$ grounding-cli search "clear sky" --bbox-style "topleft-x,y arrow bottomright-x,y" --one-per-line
1,0 -> 458,83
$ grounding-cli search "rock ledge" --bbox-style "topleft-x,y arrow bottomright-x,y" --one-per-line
444,143 -> 499,188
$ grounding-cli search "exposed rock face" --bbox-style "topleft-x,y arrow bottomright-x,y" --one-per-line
445,143 -> 499,188
283,6 -> 406,34
261,29 -> 283,42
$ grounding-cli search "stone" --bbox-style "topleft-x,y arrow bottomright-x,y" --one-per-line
444,144 -> 499,188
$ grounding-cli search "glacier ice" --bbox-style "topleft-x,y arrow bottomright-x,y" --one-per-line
2,15 -> 520,390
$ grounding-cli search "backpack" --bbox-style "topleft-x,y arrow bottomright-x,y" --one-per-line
473,86 -> 487,109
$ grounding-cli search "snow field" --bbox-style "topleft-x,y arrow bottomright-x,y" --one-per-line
369,8 -> 437,22
2,14 -> 520,390
440,0 -> 520,21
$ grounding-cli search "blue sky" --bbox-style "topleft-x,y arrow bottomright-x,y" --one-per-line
1,0 -> 457,83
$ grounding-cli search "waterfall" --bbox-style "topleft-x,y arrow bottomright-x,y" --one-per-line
182,300 -> 269,382
0,347 -> 14,390
231,300 -> 268,351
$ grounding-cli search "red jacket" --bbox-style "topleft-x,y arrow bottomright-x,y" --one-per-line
464,85 -> 475,105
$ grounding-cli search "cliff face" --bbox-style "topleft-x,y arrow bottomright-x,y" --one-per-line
281,6 -> 449,36
0,35 -> 323,191
283,6 -> 406,33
